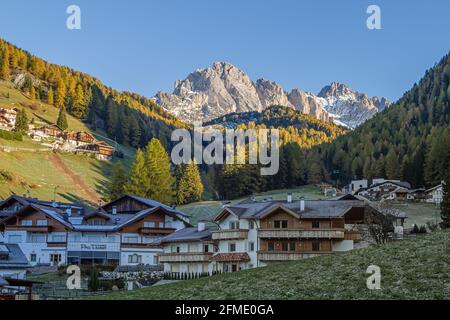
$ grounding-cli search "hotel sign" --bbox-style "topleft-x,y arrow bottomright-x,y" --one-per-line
67,242 -> 120,252
81,244 -> 107,250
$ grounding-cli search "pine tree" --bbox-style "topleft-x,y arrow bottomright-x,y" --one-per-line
13,109 -> 28,134
385,149 -> 399,180
440,175 -> 450,229
29,86 -> 36,100
55,79 -> 66,108
177,160 -> 204,205
0,46 -> 10,80
47,87 -> 54,105
125,149 -> 148,197
144,138 -> 175,203
57,106 -> 69,130
71,84 -> 86,117
108,162 -> 128,200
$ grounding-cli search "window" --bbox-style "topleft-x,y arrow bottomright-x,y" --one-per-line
249,242 -> 255,252
171,245 -> 181,253
274,220 -> 288,229
51,235 -> 66,243
249,221 -> 254,230
229,243 -> 236,252
30,234 -> 45,243
229,221 -> 239,230
203,245 -> 209,253
36,220 -> 48,226
312,241 -> 320,252
123,236 -> 139,244
289,242 -> 296,252
90,219 -> 105,226
21,220 -> 32,226
144,221 -> 156,228
8,235 -> 22,243
30,254 -> 37,262
128,254 -> 142,264
282,242 -> 289,251
312,220 -> 320,229
268,242 -> 275,252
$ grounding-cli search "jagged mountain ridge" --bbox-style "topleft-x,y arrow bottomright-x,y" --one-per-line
155,62 -> 390,128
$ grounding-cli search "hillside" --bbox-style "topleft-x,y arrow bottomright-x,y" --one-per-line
315,52 -> 450,188
0,38 -> 187,151
92,230 -> 449,300
0,81 -> 134,205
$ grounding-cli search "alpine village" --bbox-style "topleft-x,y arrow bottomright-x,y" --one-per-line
0,38 -> 449,300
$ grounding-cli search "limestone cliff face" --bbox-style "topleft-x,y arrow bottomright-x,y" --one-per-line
156,62 -> 389,128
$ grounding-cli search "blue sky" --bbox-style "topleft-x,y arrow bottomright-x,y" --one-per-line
0,0 -> 449,101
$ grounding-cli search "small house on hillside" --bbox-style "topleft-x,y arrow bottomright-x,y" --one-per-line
76,141 -> 115,160
0,108 -> 17,131
62,131 -> 96,146
425,182 -> 444,204
30,124 -> 64,140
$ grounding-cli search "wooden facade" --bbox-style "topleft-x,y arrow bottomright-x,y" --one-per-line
2,206 -> 68,233
102,196 -> 150,214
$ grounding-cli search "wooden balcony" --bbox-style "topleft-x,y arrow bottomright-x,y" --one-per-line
211,229 -> 249,240
344,231 -> 362,241
121,243 -> 162,249
14,225 -> 51,233
158,252 -> 213,263
257,229 -> 345,239
258,251 -> 331,261
47,242 -> 67,247
140,227 -> 176,235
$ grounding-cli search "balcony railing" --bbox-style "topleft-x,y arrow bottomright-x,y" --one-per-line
257,229 -> 345,239
158,252 -> 213,263
258,251 -> 331,261
211,229 -> 249,240
140,227 -> 176,235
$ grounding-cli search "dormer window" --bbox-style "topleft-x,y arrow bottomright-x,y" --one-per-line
37,220 -> 48,226
21,220 -> 32,226
229,221 -> 239,230
144,221 -> 156,228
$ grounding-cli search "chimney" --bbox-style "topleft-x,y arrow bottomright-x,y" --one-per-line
287,193 -> 292,203
198,222 -> 206,232
112,206 -> 117,215
300,197 -> 305,212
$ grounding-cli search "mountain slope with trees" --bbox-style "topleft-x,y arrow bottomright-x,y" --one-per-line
0,38 -> 187,149
314,52 -> 450,188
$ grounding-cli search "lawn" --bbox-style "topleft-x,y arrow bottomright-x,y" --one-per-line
391,202 -> 442,228
89,230 -> 449,300
179,185 -> 327,225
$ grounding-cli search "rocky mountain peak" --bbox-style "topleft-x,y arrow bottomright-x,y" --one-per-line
155,62 -> 390,128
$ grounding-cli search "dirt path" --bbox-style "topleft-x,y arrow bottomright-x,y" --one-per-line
48,153 -> 100,204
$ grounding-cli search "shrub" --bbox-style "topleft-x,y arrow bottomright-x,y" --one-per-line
0,129 -> 22,141
426,221 -> 439,232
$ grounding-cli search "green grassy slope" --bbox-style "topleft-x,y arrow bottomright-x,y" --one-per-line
92,230 -> 449,300
0,81 -> 133,205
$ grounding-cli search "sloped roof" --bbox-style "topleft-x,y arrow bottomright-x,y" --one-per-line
160,226 -> 218,243
0,243 -> 30,268
214,199 -> 366,221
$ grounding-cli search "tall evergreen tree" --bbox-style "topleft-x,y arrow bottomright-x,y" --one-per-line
0,45 -> 10,80
57,106 -> 69,130
176,160 -> 204,205
440,176 -> 450,229
47,87 -> 54,105
144,138 -> 175,203
55,79 -> 66,108
108,161 -> 128,200
13,108 -> 28,134
71,84 -> 86,117
385,149 -> 400,180
125,149 -> 148,197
